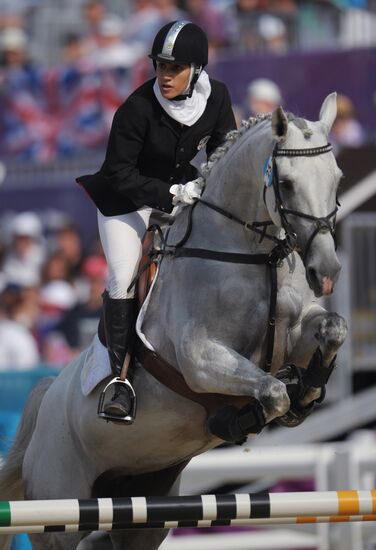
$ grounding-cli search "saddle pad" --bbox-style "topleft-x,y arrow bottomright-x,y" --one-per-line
80,335 -> 111,396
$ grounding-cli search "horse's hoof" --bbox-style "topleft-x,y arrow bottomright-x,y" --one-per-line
259,375 -> 290,420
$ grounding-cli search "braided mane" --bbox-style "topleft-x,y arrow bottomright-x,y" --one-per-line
201,113 -> 272,179
201,111 -> 312,179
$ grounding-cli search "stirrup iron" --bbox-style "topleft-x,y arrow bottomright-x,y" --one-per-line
97,377 -> 137,424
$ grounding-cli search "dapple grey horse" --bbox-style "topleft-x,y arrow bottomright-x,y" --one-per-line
0,93 -> 347,550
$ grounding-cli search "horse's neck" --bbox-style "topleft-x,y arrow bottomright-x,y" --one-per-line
195,125 -> 279,252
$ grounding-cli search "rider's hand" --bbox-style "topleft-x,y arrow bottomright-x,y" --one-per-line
169,178 -> 205,206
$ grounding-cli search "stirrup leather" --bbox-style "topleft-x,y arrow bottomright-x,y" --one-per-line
97,377 -> 137,424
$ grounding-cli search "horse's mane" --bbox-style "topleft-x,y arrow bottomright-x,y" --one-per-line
201,112 -> 312,179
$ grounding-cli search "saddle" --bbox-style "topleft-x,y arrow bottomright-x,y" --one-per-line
137,226 -> 158,308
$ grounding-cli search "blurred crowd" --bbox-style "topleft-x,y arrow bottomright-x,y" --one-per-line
0,0 -> 375,161
0,210 -> 108,370
236,78 -> 367,151
1,0 -> 375,66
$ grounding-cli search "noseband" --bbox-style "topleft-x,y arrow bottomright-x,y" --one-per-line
270,142 -> 338,263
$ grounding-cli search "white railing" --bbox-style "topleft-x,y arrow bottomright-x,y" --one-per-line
161,430 -> 376,550
340,213 -> 376,371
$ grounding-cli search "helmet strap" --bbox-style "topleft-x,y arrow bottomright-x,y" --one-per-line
172,64 -> 202,101
187,64 -> 202,97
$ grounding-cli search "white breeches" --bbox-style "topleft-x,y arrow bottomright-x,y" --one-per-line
98,207 -> 152,299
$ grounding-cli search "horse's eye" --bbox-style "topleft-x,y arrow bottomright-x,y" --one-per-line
279,179 -> 294,190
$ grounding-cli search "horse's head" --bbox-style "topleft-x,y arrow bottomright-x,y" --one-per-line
264,93 -> 343,297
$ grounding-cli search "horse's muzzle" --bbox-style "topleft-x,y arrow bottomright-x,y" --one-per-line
321,276 -> 334,296
307,266 -> 340,297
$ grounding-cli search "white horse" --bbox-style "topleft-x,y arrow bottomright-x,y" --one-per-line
0,93 -> 347,550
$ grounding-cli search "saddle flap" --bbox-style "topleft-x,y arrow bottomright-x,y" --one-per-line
137,228 -> 158,308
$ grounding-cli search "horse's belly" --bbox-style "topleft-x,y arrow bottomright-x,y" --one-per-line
24,361 -> 216,499
79,371 -> 217,475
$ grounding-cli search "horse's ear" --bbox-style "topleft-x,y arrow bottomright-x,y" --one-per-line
271,106 -> 288,141
319,92 -> 337,135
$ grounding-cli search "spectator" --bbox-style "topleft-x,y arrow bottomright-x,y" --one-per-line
0,291 -> 40,371
81,0 -> 125,60
232,0 -> 290,51
60,32 -> 86,67
264,0 -> 298,50
81,0 -> 107,54
0,26 -> 28,68
2,212 -> 46,288
122,0 -> 164,55
330,93 -> 366,149
58,255 -> 108,354
38,279 -> 78,366
3,283 -> 41,333
154,0 -> 188,25
0,27 -> 53,161
41,251 -> 72,286
83,0 -> 106,29
246,78 -> 282,116
0,26 -> 41,90
122,0 -> 188,58
49,222 -> 84,282
183,0 -> 237,54
56,29 -> 119,157
86,15 -> 144,70
258,12 -> 288,52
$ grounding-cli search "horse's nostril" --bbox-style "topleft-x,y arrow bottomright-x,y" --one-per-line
307,267 -> 320,291
308,267 -> 316,282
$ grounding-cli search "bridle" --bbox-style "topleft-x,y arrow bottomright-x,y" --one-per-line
136,141 -> 338,371
267,142 -> 338,264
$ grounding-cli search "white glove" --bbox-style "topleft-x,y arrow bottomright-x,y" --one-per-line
169,178 -> 205,206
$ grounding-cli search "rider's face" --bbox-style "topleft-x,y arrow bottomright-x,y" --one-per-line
156,62 -> 191,100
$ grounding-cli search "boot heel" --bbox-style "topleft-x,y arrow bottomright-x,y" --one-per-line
97,378 -> 137,424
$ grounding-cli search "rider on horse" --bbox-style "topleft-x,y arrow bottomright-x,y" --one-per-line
77,20 -> 236,421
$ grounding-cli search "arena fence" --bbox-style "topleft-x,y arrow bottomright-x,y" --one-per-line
0,491 -> 375,535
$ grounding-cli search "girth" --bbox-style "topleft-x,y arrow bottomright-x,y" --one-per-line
141,348 -> 252,415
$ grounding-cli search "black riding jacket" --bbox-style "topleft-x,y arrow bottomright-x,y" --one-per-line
77,77 -> 236,216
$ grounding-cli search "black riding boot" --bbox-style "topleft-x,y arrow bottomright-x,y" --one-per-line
101,291 -> 136,418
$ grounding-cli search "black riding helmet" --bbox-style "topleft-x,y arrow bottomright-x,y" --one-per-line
149,20 -> 208,99
149,20 -> 208,67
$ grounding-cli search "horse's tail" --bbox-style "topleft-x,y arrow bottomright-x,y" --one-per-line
0,377 -> 54,550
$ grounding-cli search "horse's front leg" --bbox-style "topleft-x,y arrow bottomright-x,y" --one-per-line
278,305 -> 347,427
175,327 -> 290,442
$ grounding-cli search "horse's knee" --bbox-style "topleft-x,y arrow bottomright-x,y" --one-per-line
258,375 -> 290,420
317,313 -> 348,355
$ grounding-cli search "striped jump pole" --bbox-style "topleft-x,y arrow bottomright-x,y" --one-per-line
0,491 -> 375,535
1,514 -> 376,535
